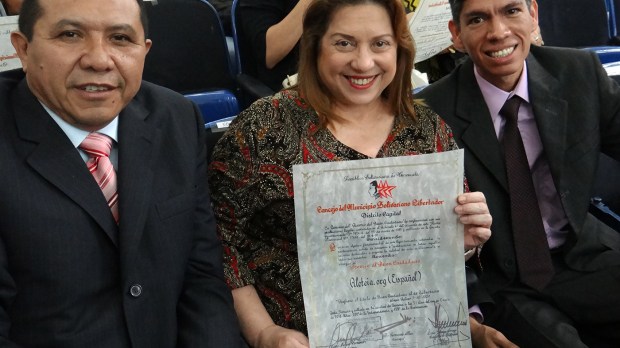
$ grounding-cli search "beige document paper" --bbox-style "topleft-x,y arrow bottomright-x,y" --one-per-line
294,150 -> 471,348
409,0 -> 453,63
0,16 -> 20,72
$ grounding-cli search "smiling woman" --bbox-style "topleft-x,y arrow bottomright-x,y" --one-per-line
311,2 -> 398,156
208,0 -> 494,346
299,0 -> 414,133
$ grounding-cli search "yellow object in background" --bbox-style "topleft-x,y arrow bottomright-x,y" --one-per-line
402,0 -> 421,13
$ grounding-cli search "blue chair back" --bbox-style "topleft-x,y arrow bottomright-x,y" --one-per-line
186,91 -> 239,124
605,0 -> 618,37
231,0 -> 243,75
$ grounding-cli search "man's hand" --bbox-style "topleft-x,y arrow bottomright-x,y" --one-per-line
470,317 -> 519,348
255,324 -> 309,348
455,192 -> 492,251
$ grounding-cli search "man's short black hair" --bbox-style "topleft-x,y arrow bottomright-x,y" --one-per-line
18,0 -> 149,41
449,0 -> 532,26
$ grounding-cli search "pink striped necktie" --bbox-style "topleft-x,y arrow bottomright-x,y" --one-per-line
79,133 -> 119,223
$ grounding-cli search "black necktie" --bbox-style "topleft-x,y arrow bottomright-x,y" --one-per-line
501,96 -> 553,290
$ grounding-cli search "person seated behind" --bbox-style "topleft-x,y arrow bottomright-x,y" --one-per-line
418,0 -> 620,346
210,0 -> 234,35
209,0 -> 512,346
0,0 -> 242,345
236,0 -> 312,92
0,0 -> 22,15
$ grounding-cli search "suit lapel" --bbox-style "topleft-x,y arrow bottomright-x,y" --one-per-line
454,61 -> 509,192
454,54 -> 569,194
14,81 -> 119,245
526,52 -> 568,190
117,97 -> 160,257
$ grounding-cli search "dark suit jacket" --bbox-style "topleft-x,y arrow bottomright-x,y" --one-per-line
0,70 -> 242,347
419,45 -> 620,297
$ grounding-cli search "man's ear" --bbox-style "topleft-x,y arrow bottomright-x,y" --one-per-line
449,20 -> 465,53
10,31 -> 29,72
144,38 -> 152,54
530,0 -> 539,31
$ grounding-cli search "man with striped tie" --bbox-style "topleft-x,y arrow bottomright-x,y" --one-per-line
0,0 -> 243,346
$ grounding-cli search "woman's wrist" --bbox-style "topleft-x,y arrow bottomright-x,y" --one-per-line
255,324 -> 278,347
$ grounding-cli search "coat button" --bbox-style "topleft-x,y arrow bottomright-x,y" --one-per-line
503,259 -> 514,268
129,284 -> 142,297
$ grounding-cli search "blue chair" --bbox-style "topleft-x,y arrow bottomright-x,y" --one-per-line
230,0 -> 243,78
605,0 -> 618,37
582,46 -> 620,64
143,0 -> 240,124
185,91 -> 239,125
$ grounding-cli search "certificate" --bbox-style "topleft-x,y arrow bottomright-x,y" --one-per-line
0,15 -> 20,72
293,150 -> 471,348
408,0 -> 453,63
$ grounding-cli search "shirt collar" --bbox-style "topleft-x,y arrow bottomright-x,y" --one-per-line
474,62 -> 530,117
42,102 -> 119,148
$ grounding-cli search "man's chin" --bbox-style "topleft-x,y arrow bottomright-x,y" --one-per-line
63,109 -> 121,132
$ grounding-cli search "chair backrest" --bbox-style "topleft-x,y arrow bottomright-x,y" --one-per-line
231,0 -> 243,74
231,0 -> 256,77
606,0 -> 618,37
537,0 -> 611,47
143,0 -> 236,94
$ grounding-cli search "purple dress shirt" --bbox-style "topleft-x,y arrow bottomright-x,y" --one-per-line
474,63 -> 569,249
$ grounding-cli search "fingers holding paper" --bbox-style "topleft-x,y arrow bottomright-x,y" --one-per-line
455,192 -> 492,251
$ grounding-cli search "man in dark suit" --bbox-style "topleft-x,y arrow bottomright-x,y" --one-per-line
419,0 -> 620,346
0,0 -> 242,346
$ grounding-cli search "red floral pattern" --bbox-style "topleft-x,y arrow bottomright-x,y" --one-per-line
208,89 -> 457,333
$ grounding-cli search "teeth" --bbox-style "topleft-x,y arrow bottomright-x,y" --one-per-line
490,46 -> 514,58
83,85 -> 109,92
350,77 -> 373,85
